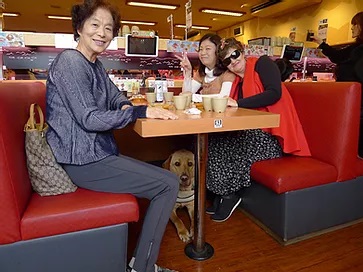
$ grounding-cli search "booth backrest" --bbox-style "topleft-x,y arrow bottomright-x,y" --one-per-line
284,82 -> 361,181
0,82 -> 46,244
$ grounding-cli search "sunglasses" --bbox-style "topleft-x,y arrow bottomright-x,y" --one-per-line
222,50 -> 242,66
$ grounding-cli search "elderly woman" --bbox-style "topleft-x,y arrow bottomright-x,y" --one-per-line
46,1 -> 179,271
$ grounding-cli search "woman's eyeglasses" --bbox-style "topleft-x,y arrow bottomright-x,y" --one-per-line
222,50 -> 242,66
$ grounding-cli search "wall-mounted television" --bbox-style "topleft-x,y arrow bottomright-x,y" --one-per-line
125,34 -> 159,57
280,44 -> 304,62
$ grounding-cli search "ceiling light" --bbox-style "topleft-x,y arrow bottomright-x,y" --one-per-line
126,1 -> 178,10
175,24 -> 210,30
200,9 -> 244,17
47,15 -> 72,20
3,12 -> 20,17
121,20 -> 156,26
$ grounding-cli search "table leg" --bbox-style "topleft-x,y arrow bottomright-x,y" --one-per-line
185,133 -> 214,260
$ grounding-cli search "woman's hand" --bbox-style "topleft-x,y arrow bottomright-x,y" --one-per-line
146,107 -> 179,120
121,105 -> 131,110
311,35 -> 323,45
227,97 -> 238,107
175,53 -> 192,76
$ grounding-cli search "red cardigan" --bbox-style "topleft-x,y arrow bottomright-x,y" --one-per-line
230,57 -> 311,156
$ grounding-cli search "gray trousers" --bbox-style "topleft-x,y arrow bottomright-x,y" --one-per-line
63,154 -> 179,272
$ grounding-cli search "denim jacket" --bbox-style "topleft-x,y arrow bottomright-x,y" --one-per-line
46,49 -> 146,165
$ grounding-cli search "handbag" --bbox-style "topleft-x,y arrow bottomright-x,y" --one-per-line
24,103 -> 77,196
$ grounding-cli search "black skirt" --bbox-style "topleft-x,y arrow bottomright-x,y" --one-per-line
206,129 -> 282,196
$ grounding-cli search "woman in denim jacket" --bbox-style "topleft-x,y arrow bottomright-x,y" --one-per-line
46,1 -> 179,271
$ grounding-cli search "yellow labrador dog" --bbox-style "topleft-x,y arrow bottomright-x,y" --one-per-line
163,149 -> 194,243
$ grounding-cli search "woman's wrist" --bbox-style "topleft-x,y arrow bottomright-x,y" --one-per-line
183,68 -> 192,78
133,105 -> 147,118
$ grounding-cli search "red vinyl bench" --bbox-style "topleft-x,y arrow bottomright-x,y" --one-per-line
245,82 -> 363,243
0,81 -> 139,271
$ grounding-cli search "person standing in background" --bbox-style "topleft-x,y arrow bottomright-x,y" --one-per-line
177,33 -> 235,96
312,11 -> 363,157
46,1 -> 179,271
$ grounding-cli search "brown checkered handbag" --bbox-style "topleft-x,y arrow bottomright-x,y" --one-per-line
24,103 -> 77,196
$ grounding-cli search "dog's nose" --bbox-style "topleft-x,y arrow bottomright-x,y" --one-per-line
180,174 -> 189,184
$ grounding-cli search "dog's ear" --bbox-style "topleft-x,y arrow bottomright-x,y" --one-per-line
162,154 -> 173,170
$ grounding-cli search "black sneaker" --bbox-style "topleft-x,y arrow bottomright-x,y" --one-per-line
211,194 -> 242,222
206,195 -> 221,215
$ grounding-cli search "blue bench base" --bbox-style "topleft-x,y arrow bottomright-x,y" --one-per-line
0,223 -> 128,272
242,176 -> 363,244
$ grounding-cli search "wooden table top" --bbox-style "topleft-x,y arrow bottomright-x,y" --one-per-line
133,107 -> 280,138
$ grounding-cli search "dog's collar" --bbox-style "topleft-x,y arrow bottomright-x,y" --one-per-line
177,190 -> 194,203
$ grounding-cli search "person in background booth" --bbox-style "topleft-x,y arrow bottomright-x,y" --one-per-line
176,33 -> 235,96
45,1 -> 179,271
206,37 -> 311,222
274,57 -> 294,82
312,11 -> 363,157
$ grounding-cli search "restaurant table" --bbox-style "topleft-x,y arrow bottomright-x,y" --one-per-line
133,107 -> 280,260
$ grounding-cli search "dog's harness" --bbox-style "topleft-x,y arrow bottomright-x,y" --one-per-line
176,190 -> 194,203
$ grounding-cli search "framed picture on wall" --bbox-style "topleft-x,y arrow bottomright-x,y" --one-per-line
233,25 -> 244,36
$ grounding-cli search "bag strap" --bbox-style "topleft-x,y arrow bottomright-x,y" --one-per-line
25,103 -> 45,131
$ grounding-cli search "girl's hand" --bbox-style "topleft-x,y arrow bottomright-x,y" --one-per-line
146,107 -> 179,120
175,53 -> 192,75
227,97 -> 238,107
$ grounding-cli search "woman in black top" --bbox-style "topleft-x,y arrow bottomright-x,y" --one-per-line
313,12 -> 363,157
313,12 -> 363,83
206,38 -> 310,223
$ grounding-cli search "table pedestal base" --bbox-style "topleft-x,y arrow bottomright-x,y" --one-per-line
184,133 -> 214,261
184,242 -> 214,261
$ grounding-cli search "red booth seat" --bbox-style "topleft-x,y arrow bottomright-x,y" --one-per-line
244,82 -> 363,243
0,81 -> 138,271
251,82 -> 363,193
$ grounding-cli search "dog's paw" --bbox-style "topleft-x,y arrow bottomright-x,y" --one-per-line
178,230 -> 191,243
189,228 -> 194,239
